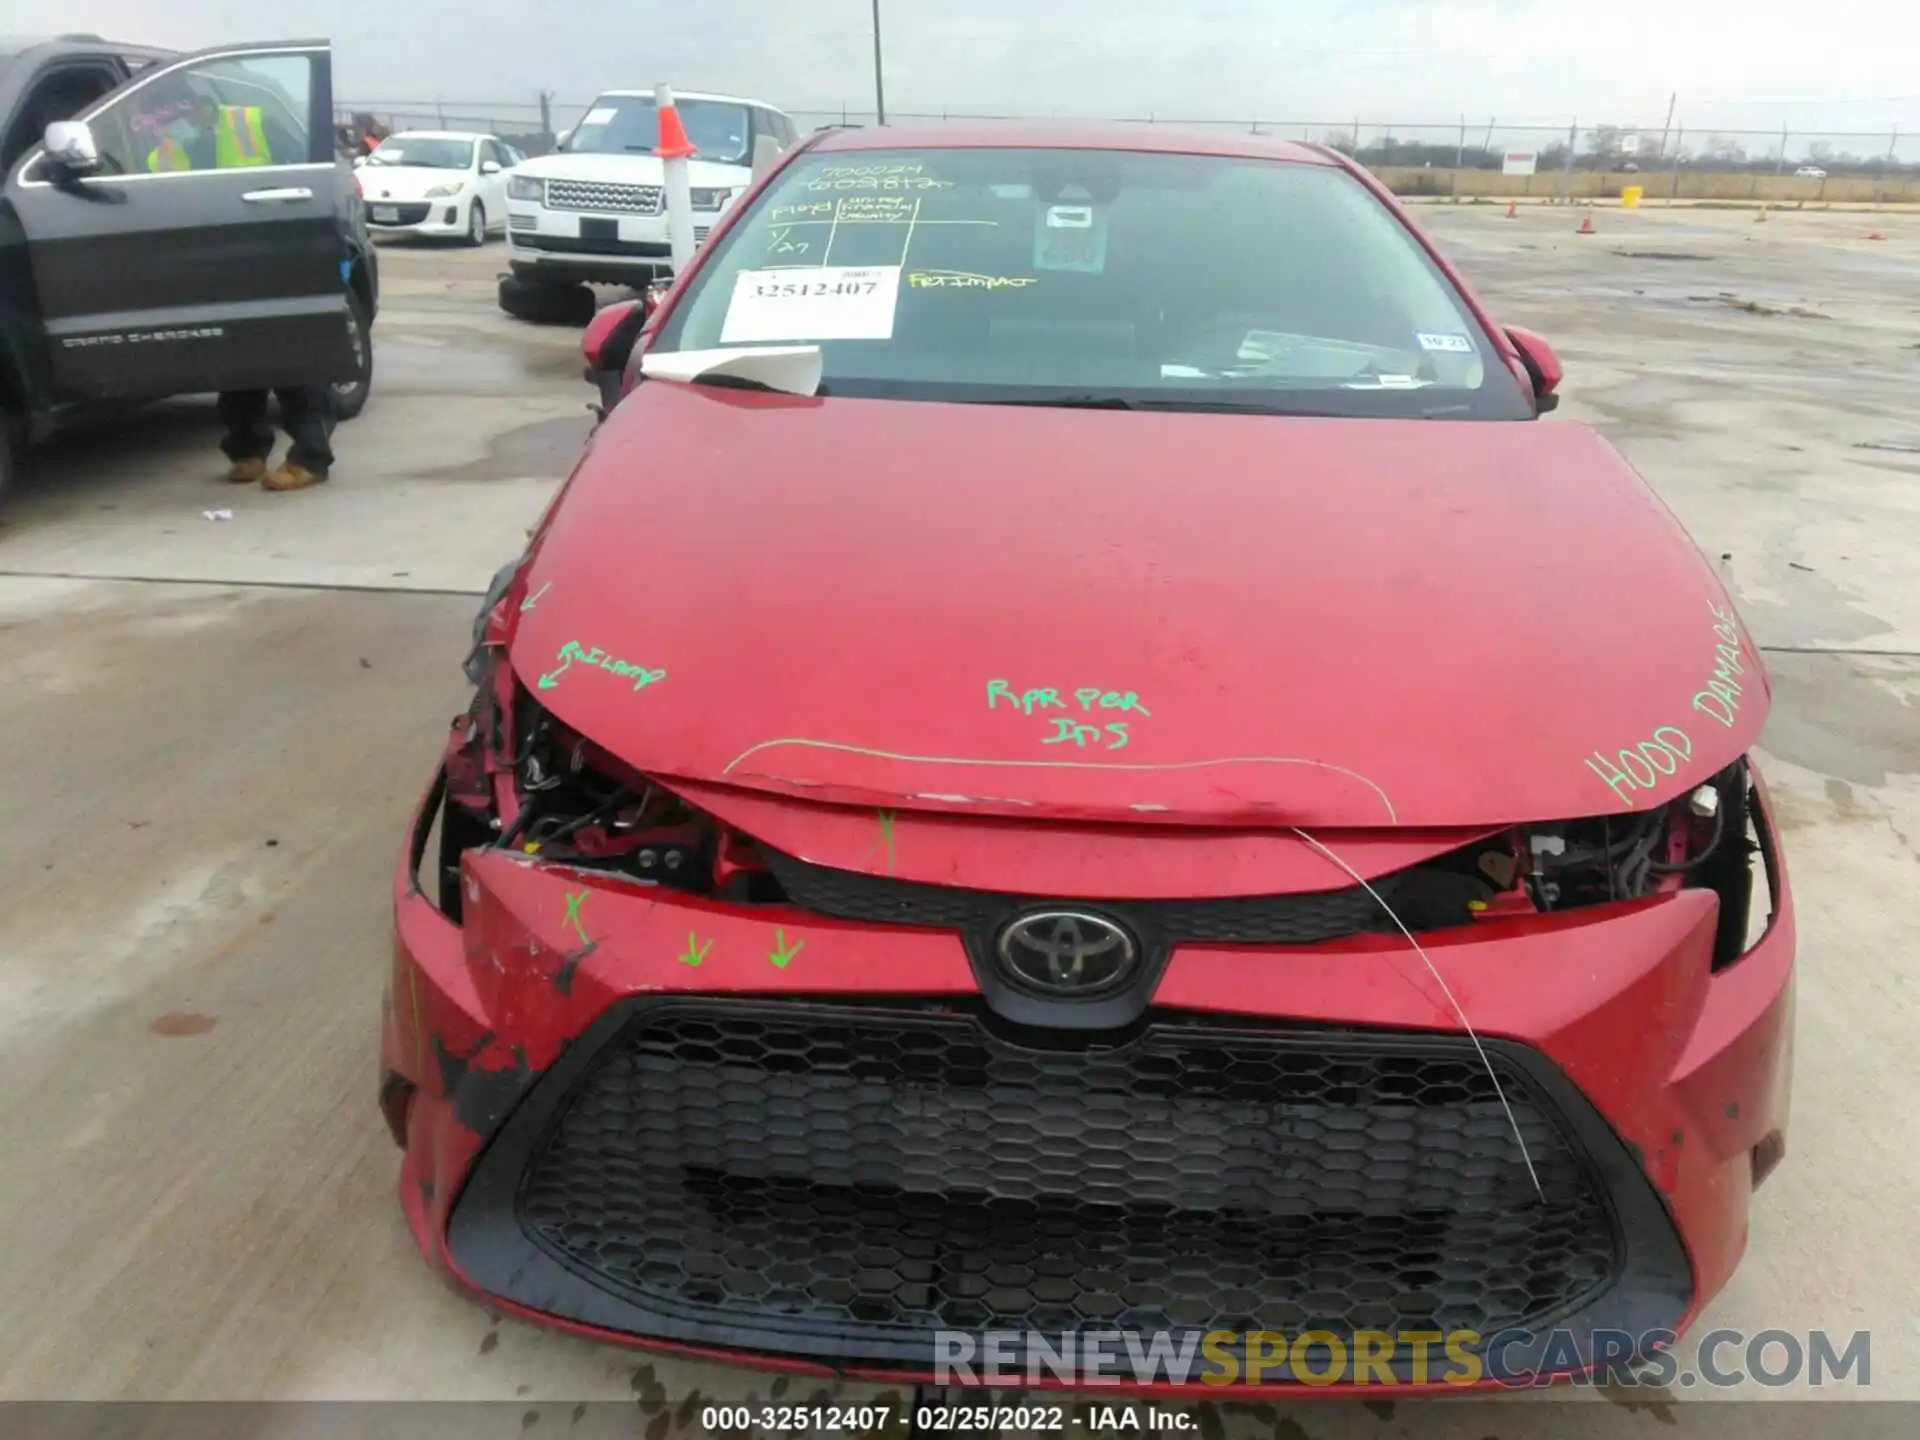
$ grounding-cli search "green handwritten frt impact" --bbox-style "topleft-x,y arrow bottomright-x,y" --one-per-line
537,640 -> 667,694
678,932 -> 713,968
562,889 -> 590,945
988,678 -> 1149,752
768,928 -> 806,970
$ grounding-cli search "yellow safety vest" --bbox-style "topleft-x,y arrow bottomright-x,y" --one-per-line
216,106 -> 271,168
146,136 -> 191,172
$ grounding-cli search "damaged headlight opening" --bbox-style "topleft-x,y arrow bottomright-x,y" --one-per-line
426,652 -> 1774,969
1520,757 -> 1772,969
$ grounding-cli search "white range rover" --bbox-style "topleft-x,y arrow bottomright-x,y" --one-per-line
500,89 -> 797,322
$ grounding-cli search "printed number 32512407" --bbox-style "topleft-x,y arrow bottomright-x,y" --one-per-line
752,279 -> 878,300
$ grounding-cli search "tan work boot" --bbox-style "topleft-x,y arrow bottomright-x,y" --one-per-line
263,463 -> 328,493
226,457 -> 268,484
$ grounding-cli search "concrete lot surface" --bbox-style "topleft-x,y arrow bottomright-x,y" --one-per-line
1,211 -> 1916,1437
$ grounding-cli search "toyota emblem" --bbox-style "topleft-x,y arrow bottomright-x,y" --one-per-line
996,910 -> 1139,995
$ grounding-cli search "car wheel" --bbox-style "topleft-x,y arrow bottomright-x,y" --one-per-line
331,289 -> 374,420
498,275 -> 597,326
466,200 -> 488,247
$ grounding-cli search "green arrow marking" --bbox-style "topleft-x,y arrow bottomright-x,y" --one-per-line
520,581 -> 552,613
768,927 -> 805,970
678,932 -> 713,968
536,652 -> 573,691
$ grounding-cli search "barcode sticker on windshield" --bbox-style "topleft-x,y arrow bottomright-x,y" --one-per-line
580,107 -> 617,127
1417,332 -> 1475,353
721,266 -> 902,343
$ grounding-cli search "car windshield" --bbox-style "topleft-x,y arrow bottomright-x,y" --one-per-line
370,136 -> 473,169
655,146 -> 1533,419
564,95 -> 750,165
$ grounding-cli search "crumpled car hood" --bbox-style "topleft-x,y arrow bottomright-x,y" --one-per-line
508,382 -> 1766,828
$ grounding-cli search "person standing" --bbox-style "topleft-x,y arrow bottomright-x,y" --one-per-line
138,83 -> 344,490
208,99 -> 337,490
219,387 -> 336,491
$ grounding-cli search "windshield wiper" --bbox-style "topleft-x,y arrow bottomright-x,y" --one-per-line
960,394 -> 1134,410
691,372 -> 830,396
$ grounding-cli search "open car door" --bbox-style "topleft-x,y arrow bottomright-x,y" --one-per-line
4,39 -> 358,402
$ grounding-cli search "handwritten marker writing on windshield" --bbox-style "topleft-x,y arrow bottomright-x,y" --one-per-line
654,82 -> 698,275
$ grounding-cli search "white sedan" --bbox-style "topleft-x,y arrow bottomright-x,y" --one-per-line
357,131 -> 520,244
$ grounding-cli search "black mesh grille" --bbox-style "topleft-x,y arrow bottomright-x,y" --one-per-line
516,1001 -> 1621,1346
760,849 -> 1390,945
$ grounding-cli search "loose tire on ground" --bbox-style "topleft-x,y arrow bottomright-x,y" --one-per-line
331,290 -> 375,420
497,274 -> 597,327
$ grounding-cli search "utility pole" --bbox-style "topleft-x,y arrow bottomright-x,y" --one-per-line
538,89 -> 554,141
1453,113 -> 1465,202
1558,118 -> 1577,204
1658,91 -> 1676,160
870,0 -> 888,125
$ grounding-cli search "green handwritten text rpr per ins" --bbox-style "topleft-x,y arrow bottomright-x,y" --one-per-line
988,678 -> 1150,751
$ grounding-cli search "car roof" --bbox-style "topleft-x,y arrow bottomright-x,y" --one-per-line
591,89 -> 782,110
806,119 -> 1336,165
1,32 -> 171,63
383,130 -> 493,141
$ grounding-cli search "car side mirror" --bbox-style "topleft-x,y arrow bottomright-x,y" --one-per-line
553,128 -> 572,151
481,159 -> 502,174
44,120 -> 100,176
1506,325 -> 1562,414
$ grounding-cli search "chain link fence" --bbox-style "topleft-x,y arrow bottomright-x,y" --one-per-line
337,100 -> 1920,202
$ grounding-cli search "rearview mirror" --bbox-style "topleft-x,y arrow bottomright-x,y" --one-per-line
1506,326 -> 1562,414
44,120 -> 100,175
481,159 -> 502,174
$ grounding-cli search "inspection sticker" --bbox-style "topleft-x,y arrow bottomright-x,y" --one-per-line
720,265 -> 901,343
1417,332 -> 1475,353
580,106 -> 617,127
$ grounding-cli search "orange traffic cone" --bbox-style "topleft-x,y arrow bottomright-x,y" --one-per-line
1577,211 -> 1595,235
653,92 -> 697,160
1506,200 -> 1517,219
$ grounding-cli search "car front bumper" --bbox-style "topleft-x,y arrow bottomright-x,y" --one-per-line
382,767 -> 1794,1395
367,199 -> 472,237
505,202 -> 714,283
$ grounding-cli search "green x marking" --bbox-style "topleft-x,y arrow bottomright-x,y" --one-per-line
562,890 -> 590,945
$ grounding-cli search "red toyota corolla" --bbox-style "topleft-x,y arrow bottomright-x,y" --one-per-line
382,123 -> 1793,1393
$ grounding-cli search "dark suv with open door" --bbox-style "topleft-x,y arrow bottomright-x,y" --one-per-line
0,35 -> 377,502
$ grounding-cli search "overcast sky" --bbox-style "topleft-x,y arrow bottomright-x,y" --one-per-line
33,1 -> 1920,138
